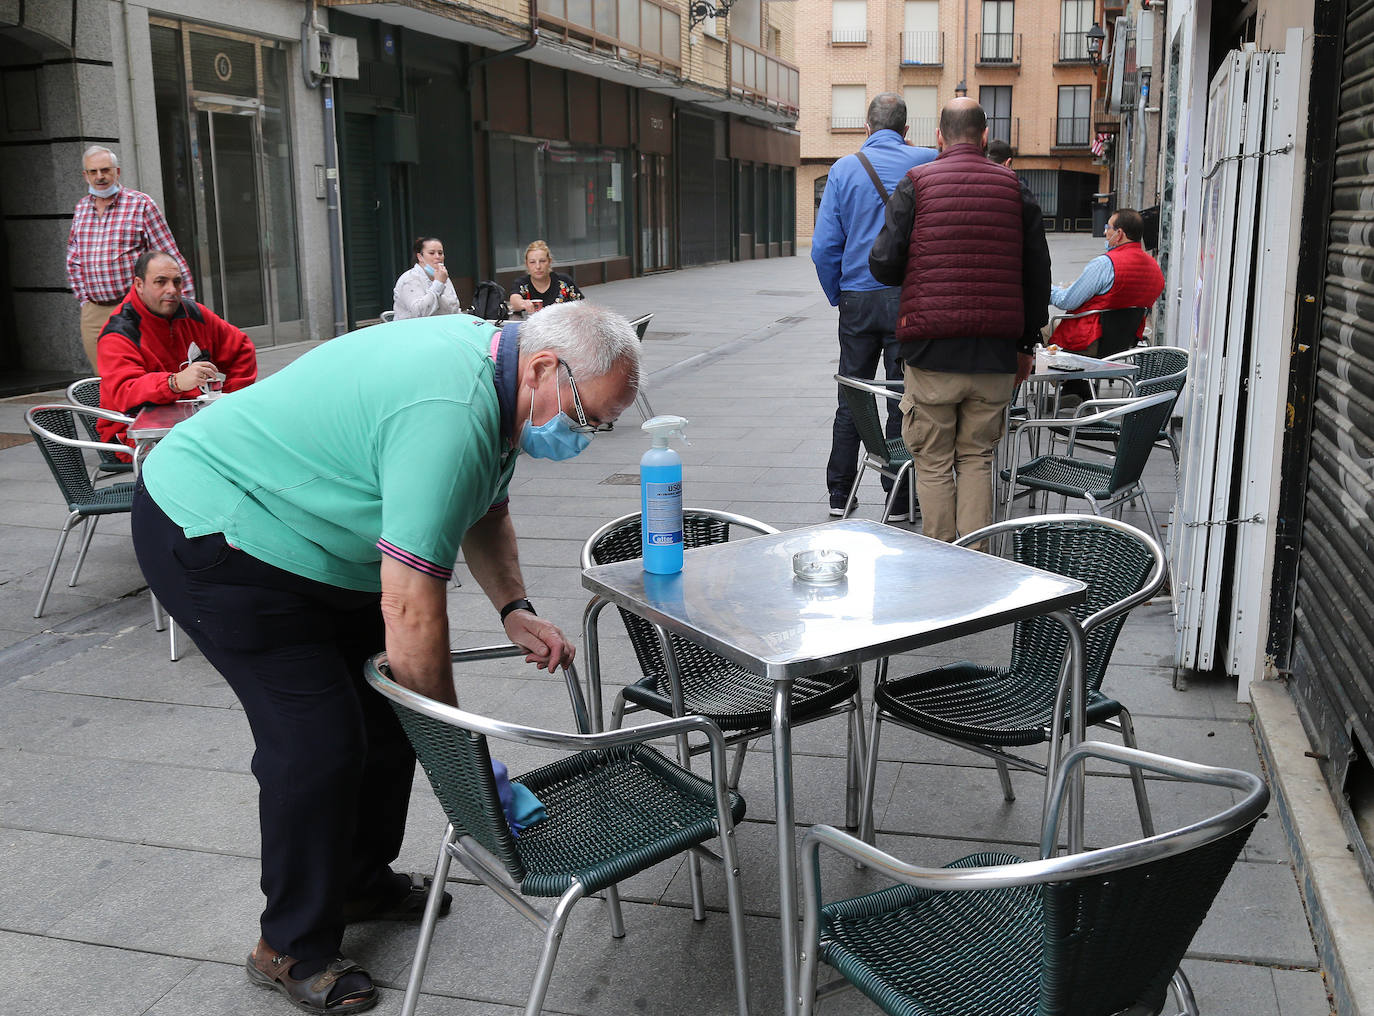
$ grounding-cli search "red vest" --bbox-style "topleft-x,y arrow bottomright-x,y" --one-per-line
1053,242 -> 1165,352
896,144 -> 1025,343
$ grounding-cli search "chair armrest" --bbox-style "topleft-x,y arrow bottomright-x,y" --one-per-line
835,374 -> 903,402
26,404 -> 135,458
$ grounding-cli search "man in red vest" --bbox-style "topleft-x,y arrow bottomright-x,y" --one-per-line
1047,208 -> 1165,404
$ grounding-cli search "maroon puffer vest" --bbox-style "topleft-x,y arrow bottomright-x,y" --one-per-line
896,143 -> 1025,343
1052,242 -> 1165,352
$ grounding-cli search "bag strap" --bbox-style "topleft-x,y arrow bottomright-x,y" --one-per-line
855,152 -> 889,204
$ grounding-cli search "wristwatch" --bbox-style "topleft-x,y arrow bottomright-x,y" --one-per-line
499,598 -> 535,622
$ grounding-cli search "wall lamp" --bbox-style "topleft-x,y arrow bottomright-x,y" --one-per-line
1086,22 -> 1106,68
689,1 -> 734,30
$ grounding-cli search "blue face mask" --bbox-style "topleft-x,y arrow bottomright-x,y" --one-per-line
519,378 -> 592,460
88,182 -> 121,199
421,263 -> 436,279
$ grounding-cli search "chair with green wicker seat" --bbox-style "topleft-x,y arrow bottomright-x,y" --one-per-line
834,375 -> 917,524
66,377 -> 135,482
802,740 -> 1269,1016
858,514 -> 1165,845
366,645 -> 752,1016
1050,346 -> 1189,471
26,404 -> 139,618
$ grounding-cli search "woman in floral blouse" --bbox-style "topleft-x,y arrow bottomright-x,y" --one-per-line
508,240 -> 584,314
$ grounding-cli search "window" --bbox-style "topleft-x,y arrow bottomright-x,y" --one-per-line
903,85 -> 938,146
1059,0 -> 1093,61
980,0 -> 1014,62
1057,85 -> 1092,146
902,1 -> 940,64
489,136 -> 629,269
980,85 -> 1012,144
550,0 -> 680,64
831,84 -> 867,130
832,0 -> 868,44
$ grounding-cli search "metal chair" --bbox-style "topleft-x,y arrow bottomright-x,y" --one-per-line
25,404 -> 138,619
627,313 -> 656,421
803,741 -> 1269,1016
834,376 -> 917,525
65,377 -> 135,482
1046,306 -> 1150,360
1051,346 -> 1189,471
859,515 -> 1166,844
1001,389 -> 1178,551
380,310 -> 395,322
365,646 -> 751,1016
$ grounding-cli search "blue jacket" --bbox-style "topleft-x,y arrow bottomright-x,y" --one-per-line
811,129 -> 937,304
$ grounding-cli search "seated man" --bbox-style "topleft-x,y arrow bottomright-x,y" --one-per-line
1046,208 -> 1164,404
97,250 -> 257,447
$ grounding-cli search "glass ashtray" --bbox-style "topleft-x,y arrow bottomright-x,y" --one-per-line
793,549 -> 848,585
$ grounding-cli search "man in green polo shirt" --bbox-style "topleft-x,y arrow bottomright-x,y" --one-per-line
132,302 -> 640,1015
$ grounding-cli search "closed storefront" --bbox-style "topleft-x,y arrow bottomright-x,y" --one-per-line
677,110 -> 731,267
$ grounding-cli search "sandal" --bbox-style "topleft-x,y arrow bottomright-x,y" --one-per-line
342,871 -> 452,923
246,939 -> 378,1014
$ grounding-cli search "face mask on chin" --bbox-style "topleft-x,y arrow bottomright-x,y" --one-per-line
421,263 -> 436,279
519,377 -> 592,460
88,183 -> 121,199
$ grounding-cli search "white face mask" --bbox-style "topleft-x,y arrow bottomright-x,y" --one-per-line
89,182 -> 122,199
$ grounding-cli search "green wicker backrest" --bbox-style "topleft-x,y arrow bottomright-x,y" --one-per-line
1096,307 -> 1147,349
1106,393 -> 1177,493
1038,823 -> 1254,1016
590,512 -> 735,681
1008,521 -> 1156,693
384,698 -> 526,883
1129,347 -> 1189,385
29,406 -> 100,507
838,382 -> 896,463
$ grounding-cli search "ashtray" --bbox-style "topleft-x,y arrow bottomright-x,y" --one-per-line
793,549 -> 848,584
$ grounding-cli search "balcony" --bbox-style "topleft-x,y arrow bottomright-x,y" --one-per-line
730,38 -> 799,118
829,28 -> 869,45
1053,116 -> 1093,149
538,0 -> 682,72
907,115 -> 938,147
1094,93 -> 1120,129
830,115 -> 866,131
975,32 -> 1021,67
899,31 -> 943,66
1054,31 -> 1093,65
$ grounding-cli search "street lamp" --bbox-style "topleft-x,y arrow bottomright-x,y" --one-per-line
1086,22 -> 1106,68
689,1 -> 734,30
955,79 -> 967,97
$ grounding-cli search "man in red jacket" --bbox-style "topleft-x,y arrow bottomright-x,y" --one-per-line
97,250 -> 257,448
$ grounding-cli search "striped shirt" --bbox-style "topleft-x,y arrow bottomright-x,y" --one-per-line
65,188 -> 195,304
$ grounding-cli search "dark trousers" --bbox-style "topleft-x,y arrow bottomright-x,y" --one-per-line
827,287 -> 906,496
132,484 -> 415,962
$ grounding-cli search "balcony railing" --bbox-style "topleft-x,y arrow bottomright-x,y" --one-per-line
829,28 -> 869,44
538,0 -> 682,71
975,32 -> 1021,66
830,115 -> 866,130
1053,116 -> 1092,148
899,30 -> 943,65
1055,31 -> 1092,64
907,115 -> 938,147
730,38 -> 800,117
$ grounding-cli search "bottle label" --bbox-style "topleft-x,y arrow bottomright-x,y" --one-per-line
644,481 -> 682,544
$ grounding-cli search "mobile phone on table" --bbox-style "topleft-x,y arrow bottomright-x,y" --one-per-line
1048,363 -> 1085,372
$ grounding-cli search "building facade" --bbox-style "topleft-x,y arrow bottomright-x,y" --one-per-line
795,0 -> 1108,242
0,0 -> 801,384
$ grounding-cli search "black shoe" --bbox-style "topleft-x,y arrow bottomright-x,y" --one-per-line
829,492 -> 857,517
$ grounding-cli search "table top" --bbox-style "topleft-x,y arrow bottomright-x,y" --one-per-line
1031,348 -> 1140,383
128,400 -> 206,441
581,519 -> 1086,680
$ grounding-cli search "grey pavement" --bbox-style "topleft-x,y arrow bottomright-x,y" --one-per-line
0,237 -> 1332,1015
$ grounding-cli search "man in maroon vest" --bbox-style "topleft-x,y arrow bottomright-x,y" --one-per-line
870,98 -> 1051,544
1047,208 -> 1165,404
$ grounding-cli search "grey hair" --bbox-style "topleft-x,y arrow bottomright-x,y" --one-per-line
867,92 -> 907,134
518,301 -> 641,388
82,145 -> 119,168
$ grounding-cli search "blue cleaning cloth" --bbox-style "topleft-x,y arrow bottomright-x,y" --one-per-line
492,760 -> 548,837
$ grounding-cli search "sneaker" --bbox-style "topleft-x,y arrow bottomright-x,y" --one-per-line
829,492 -> 857,517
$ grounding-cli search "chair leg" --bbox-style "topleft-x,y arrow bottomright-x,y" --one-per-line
843,691 -> 867,830
68,515 -> 98,587
674,725 -> 707,921
1115,706 -> 1156,837
604,884 -> 626,939
859,698 -> 884,844
609,691 -> 628,730
635,389 -> 656,423
1169,967 -> 1200,1016
34,512 -> 81,618
151,593 -> 167,632
727,742 -> 748,790
400,825 -> 458,1016
719,820 -> 753,1015
525,887 -> 584,1016
169,619 -> 180,663
994,758 -> 1016,802
843,469 -> 864,519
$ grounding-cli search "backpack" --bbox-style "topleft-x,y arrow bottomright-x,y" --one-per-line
470,280 -> 508,322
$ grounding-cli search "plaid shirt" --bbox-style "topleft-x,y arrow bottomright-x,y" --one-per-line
66,189 -> 195,304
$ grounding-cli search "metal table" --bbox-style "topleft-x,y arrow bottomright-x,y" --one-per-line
581,518 -> 1087,1016
1029,347 -> 1140,386
128,400 -> 206,474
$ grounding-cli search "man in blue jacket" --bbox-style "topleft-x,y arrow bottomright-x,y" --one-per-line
812,92 -> 936,519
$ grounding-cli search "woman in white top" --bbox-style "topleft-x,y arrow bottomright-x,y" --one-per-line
392,236 -> 460,320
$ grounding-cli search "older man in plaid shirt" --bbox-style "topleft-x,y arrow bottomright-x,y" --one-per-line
66,145 -> 195,369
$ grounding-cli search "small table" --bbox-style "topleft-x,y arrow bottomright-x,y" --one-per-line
128,400 -> 206,474
1030,348 -> 1139,388
582,519 -> 1087,1016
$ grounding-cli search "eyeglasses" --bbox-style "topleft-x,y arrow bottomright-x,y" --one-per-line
559,360 -> 608,434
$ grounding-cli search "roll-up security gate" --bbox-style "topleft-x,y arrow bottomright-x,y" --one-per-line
1288,0 -> 1374,887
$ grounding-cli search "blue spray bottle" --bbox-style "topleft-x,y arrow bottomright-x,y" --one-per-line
640,415 -> 689,574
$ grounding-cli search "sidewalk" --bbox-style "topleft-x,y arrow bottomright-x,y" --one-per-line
0,240 -> 1331,1015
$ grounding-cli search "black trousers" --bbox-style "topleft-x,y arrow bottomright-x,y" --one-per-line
827,287 -> 907,497
132,483 -> 415,962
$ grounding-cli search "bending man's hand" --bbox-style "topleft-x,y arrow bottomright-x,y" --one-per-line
502,609 -> 575,672
1015,352 -> 1034,385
